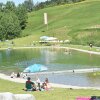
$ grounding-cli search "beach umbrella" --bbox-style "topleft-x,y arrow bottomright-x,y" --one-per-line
23,64 -> 48,73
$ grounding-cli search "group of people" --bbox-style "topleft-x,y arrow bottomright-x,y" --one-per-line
10,72 -> 27,78
24,77 -> 51,91
10,72 -> 51,91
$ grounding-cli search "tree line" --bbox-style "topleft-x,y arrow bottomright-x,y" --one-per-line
35,0 -> 85,10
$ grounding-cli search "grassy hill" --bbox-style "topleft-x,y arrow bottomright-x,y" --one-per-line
1,0 -> 100,47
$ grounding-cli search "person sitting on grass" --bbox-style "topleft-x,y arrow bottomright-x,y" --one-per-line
25,77 -> 36,91
41,82 -> 47,91
44,78 -> 51,90
41,78 -> 51,91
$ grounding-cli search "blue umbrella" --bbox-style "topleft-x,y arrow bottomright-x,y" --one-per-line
23,64 -> 48,73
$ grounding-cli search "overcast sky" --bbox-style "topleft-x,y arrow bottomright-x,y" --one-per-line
0,0 -> 47,5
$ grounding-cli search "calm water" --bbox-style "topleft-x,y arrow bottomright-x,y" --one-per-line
0,47 -> 100,87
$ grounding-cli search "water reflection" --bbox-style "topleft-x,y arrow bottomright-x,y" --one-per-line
40,48 -> 57,64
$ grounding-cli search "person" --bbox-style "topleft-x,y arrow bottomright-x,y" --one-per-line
89,43 -> 93,48
32,82 -> 37,91
10,72 -> 15,78
25,77 -> 36,91
17,72 -> 20,78
21,72 -> 27,78
36,77 -> 41,91
45,78 -> 49,84
41,82 -> 47,91
43,78 -> 51,90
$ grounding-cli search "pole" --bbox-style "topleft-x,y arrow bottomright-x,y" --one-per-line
44,13 -> 48,30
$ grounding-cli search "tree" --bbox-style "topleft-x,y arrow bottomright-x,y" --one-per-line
23,0 -> 34,12
0,12 -> 21,40
4,1 -> 16,12
0,3 -> 4,12
0,1 -> 28,40
16,4 -> 28,29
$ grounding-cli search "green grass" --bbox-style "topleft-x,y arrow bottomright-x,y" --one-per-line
0,0 -> 100,46
0,79 -> 100,100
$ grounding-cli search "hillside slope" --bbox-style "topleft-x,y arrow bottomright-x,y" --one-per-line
13,0 -> 100,46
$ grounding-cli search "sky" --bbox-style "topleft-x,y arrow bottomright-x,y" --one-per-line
0,0 -> 47,5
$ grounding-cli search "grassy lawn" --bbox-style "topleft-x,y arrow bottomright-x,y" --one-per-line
0,0 -> 100,47
0,79 -> 100,100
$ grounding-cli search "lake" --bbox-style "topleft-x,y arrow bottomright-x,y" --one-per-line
0,47 -> 100,87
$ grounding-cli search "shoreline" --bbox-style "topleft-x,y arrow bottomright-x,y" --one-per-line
0,73 -> 100,90
0,46 -> 100,55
